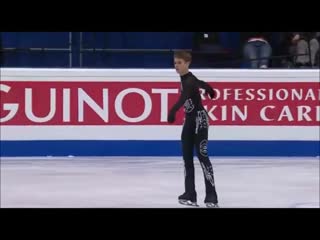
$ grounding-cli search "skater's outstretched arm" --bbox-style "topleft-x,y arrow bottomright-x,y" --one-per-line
168,78 -> 195,123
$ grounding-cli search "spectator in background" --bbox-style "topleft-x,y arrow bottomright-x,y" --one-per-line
277,32 -> 320,68
291,32 -> 319,67
241,32 -> 273,69
315,32 -> 320,67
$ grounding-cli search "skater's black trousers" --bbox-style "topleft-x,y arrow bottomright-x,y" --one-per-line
181,110 -> 218,201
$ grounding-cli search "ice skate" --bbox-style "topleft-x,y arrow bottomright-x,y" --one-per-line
204,193 -> 219,208
178,192 -> 199,207
205,202 -> 219,208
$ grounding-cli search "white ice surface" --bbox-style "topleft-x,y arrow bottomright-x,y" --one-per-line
1,157 -> 319,208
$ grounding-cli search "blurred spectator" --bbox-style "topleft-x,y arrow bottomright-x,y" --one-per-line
290,32 -> 319,67
241,32 -> 273,68
315,32 -> 320,67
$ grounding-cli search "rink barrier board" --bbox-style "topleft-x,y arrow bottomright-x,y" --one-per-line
1,140 -> 319,157
0,68 -> 319,157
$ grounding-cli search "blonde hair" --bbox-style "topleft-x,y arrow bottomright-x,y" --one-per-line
174,51 -> 192,63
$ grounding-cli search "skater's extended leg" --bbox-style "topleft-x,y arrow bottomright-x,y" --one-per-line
179,118 -> 197,205
195,111 -> 219,207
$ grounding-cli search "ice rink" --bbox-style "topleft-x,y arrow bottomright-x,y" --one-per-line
1,157 -> 319,208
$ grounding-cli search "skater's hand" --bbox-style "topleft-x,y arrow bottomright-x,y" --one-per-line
168,111 -> 176,123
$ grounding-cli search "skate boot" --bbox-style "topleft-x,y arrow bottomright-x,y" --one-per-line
178,192 -> 198,207
204,193 -> 219,208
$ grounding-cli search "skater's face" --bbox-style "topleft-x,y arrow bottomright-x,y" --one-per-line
174,58 -> 190,75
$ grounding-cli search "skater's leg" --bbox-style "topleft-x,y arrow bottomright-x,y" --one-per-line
181,118 -> 196,196
178,118 -> 197,206
194,110 -> 218,205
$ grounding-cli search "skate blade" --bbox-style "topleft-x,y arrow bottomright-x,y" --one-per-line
179,200 -> 199,207
205,203 -> 219,208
